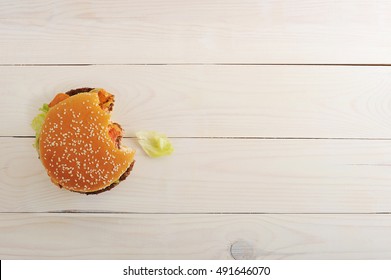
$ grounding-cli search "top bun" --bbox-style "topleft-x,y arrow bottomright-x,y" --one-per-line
39,89 -> 135,193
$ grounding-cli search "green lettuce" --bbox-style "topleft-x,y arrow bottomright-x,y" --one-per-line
136,130 -> 174,158
31,103 -> 49,151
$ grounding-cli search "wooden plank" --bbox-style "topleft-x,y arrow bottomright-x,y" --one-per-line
2,137 -> 391,213
3,65 -> 391,138
1,213 -> 391,259
1,1 -> 391,64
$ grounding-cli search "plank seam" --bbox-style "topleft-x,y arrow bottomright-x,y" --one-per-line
1,63 -> 391,67
2,212 -> 391,215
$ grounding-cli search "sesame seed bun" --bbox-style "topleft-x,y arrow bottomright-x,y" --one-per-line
39,88 -> 135,194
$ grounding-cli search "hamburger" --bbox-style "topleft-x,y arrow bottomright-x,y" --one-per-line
32,87 -> 135,194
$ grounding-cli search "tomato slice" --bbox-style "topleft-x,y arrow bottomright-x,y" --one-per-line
108,123 -> 123,148
49,93 -> 70,107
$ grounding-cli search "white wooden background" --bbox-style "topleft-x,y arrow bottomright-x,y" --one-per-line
1,0 -> 391,259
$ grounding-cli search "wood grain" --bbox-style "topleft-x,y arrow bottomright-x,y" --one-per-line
3,65 -> 391,138
1,0 -> 391,64
2,137 -> 391,213
1,213 -> 391,259
3,0 -> 391,260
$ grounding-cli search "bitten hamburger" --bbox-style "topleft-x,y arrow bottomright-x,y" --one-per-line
32,87 -> 135,194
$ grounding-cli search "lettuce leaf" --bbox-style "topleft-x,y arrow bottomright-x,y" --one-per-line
31,103 -> 49,151
136,131 -> 174,158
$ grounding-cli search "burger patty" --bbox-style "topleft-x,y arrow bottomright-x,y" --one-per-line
65,87 -> 94,96
66,87 -> 114,112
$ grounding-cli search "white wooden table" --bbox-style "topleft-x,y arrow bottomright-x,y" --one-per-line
2,0 -> 391,259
